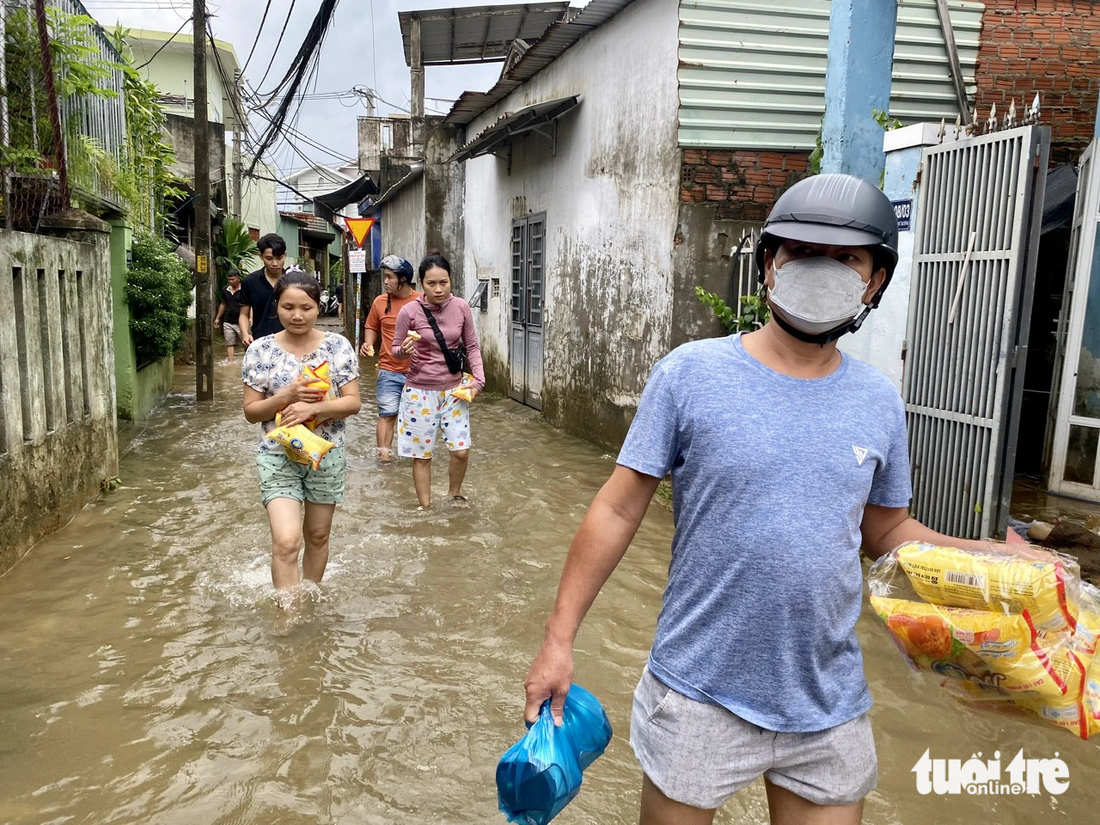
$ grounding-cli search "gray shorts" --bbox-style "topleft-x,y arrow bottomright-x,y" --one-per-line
629,668 -> 877,809
223,322 -> 242,346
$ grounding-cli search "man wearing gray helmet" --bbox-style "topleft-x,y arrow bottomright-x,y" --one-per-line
523,174 -> 996,825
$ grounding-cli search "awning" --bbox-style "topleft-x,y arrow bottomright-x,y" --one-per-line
312,175 -> 377,223
398,2 -> 570,66
366,164 -> 425,211
449,95 -> 580,163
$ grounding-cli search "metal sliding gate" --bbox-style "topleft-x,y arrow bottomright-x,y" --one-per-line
903,124 -> 1049,538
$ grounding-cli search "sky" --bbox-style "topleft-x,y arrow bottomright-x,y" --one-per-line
79,0 -> 549,176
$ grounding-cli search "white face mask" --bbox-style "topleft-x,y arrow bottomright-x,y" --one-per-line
768,256 -> 869,336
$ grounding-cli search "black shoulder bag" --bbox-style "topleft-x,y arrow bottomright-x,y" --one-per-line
420,303 -> 470,374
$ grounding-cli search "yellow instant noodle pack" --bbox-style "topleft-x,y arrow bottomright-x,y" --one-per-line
869,542 -> 1100,740
300,361 -> 338,429
267,412 -> 334,471
894,541 -> 1078,633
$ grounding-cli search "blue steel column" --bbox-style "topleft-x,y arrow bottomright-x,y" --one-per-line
821,0 -> 898,183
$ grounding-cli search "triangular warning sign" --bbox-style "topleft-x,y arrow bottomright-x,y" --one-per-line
344,217 -> 375,248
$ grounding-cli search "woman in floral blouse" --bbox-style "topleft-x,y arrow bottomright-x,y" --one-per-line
241,271 -> 360,605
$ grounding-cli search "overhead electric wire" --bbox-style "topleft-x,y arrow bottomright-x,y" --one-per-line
255,0 -> 297,95
245,0 -> 343,178
242,81 -> 355,163
239,0 -> 273,77
133,15 -> 192,69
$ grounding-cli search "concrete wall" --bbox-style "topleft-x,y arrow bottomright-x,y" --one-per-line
381,176 -> 427,270
0,221 -> 119,575
425,125 -> 466,294
165,114 -> 226,188
462,0 -> 681,447
359,116 -> 414,180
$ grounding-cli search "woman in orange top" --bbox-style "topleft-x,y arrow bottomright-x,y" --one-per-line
360,255 -> 421,463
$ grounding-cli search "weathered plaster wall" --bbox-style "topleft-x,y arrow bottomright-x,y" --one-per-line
462,0 -> 681,448
381,175 -> 427,266
425,125 -> 466,294
0,224 -> 118,575
165,114 -> 226,187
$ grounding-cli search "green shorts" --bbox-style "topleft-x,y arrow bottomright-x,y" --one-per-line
256,446 -> 346,506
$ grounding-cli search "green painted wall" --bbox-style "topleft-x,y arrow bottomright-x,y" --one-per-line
109,221 -> 175,421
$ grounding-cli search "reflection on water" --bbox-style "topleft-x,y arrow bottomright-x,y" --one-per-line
0,362 -> 1097,824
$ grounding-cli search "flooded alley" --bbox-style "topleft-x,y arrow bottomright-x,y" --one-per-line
1,360 -> 1098,825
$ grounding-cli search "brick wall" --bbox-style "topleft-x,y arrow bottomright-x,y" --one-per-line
679,149 -> 810,220
975,0 -> 1100,164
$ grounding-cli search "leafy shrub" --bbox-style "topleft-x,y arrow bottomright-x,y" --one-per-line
694,286 -> 769,334
125,232 -> 193,364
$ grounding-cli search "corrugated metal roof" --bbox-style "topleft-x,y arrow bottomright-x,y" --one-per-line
444,0 -> 636,125
678,0 -> 984,149
450,95 -> 581,161
398,3 -> 571,66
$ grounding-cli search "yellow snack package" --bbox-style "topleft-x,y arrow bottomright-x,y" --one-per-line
1088,662 -> 1100,738
895,542 -> 1078,634
450,372 -> 476,402
871,596 -> 1088,697
300,361 -> 338,430
268,413 -> 334,470
1018,692 -> 1091,740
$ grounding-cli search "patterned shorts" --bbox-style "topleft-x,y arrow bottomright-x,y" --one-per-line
256,447 -> 346,505
397,385 -> 471,459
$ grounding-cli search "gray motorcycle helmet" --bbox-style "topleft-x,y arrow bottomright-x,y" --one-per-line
755,173 -> 899,308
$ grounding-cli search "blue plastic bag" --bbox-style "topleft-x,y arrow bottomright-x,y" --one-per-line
496,684 -> 613,825
559,684 -> 613,771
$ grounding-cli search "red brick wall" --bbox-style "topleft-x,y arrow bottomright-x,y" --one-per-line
679,149 -> 810,220
974,0 -> 1098,164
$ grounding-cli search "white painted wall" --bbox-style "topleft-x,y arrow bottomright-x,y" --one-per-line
461,0 -> 681,441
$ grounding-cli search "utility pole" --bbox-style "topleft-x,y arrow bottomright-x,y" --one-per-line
193,0 -> 214,400
232,69 -> 243,220
410,15 -> 424,157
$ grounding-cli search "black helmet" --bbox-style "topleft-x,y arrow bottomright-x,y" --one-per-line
756,173 -> 899,307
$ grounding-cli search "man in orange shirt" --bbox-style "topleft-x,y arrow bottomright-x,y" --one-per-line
360,255 -> 420,463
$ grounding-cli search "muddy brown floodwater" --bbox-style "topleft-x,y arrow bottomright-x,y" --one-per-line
1,359 -> 1098,824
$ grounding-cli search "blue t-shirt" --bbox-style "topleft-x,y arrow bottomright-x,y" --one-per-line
617,333 -> 912,732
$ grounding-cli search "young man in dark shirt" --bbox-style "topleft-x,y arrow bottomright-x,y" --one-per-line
213,268 -> 243,364
239,233 -> 287,344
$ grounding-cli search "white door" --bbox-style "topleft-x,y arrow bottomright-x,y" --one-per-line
1048,141 -> 1100,498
